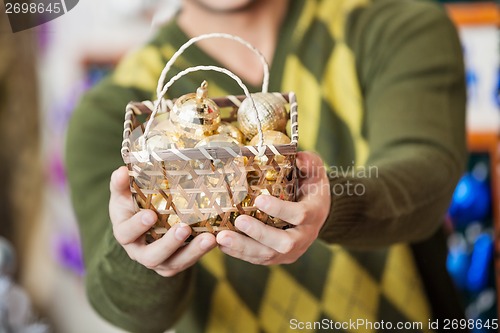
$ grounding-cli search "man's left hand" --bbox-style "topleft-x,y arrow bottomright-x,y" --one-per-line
216,151 -> 331,265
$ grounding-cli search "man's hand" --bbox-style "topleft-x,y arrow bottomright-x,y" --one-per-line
109,166 -> 217,277
215,151 -> 331,265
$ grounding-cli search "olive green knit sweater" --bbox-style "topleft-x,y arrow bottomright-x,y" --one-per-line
66,1 -> 466,332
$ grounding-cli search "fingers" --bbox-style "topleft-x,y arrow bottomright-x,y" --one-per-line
254,195 -> 306,225
154,233 -> 217,277
128,225 -> 216,277
132,223 -> 191,268
216,230 -> 279,265
112,209 -> 157,245
234,215 -> 304,254
108,166 -> 217,276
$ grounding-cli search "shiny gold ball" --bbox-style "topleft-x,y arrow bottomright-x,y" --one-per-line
150,113 -> 171,131
217,122 -> 245,144
144,129 -> 180,151
170,81 -> 221,147
237,93 -> 288,139
167,214 -> 181,227
249,131 -> 291,181
248,130 -> 291,146
151,193 -> 168,211
286,119 -> 292,138
195,134 -> 242,148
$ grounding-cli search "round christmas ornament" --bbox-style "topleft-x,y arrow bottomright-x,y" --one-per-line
143,129 -> 179,151
195,134 -> 242,148
194,134 -> 246,201
150,112 -> 171,131
249,130 -> 291,181
249,130 -> 291,146
217,121 -> 245,144
448,172 -> 491,227
170,80 -> 221,147
193,133 -> 243,171
237,92 -> 288,139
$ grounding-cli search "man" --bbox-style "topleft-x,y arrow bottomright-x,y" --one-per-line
66,0 -> 467,332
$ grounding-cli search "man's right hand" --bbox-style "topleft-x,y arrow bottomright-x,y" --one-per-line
109,166 -> 217,277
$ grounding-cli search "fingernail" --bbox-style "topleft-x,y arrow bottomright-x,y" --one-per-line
199,238 -> 213,251
255,195 -> 269,210
175,224 -> 190,241
236,217 -> 250,232
219,236 -> 232,248
141,212 -> 156,226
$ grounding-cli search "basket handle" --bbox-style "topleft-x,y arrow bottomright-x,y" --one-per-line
143,65 -> 265,153
156,33 -> 270,100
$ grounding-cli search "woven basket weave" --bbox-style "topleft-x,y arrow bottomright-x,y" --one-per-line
120,33 -> 299,241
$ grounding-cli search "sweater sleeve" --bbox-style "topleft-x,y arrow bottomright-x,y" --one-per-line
319,0 -> 467,248
65,75 -> 193,332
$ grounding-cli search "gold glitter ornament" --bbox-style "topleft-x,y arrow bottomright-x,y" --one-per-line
130,129 -> 178,190
144,129 -> 180,151
248,130 -> 291,146
249,130 -> 291,181
237,92 -> 288,139
286,119 -> 292,138
151,193 -> 168,211
194,134 -> 247,205
217,122 -> 245,144
193,134 -> 242,176
170,81 -> 221,148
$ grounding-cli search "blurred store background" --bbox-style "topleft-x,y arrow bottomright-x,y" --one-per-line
444,3 -> 500,332
0,1 -> 498,332
1,0 -> 179,332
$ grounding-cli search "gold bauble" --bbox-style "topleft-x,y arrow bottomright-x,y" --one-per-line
194,134 -> 245,199
237,92 -> 288,139
217,122 -> 244,144
150,113 -> 171,131
249,130 -> 291,181
167,214 -> 181,227
195,134 -> 241,148
172,195 -> 189,212
170,81 -> 221,148
151,194 -> 168,211
131,129 -> 178,191
145,129 -> 180,151
248,130 -> 291,146
286,119 -> 292,138
194,134 -> 242,173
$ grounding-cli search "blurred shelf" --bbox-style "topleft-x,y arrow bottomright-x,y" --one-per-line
467,130 -> 500,320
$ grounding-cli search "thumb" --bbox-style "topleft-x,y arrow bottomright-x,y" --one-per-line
295,152 -> 330,202
109,166 -> 137,223
110,166 -> 131,200
296,151 -> 327,183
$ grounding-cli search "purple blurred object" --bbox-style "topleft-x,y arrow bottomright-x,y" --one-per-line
54,233 -> 85,276
36,22 -> 51,53
47,150 -> 67,189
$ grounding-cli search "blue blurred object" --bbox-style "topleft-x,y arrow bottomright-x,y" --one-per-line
467,233 -> 494,293
448,173 -> 491,227
447,250 -> 470,290
447,233 -> 470,290
495,67 -> 500,107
